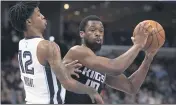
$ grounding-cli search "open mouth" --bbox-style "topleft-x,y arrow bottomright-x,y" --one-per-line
96,39 -> 101,43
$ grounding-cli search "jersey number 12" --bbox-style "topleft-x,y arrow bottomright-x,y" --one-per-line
18,50 -> 34,75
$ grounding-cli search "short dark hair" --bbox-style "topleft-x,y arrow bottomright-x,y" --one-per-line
79,15 -> 102,32
8,1 -> 40,32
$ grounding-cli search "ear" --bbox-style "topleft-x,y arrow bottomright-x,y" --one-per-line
26,19 -> 32,26
80,31 -> 85,38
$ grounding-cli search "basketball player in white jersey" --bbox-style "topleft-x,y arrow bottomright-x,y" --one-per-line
8,2 -> 104,104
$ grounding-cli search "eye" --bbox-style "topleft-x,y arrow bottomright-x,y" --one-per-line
100,29 -> 104,32
90,29 -> 95,32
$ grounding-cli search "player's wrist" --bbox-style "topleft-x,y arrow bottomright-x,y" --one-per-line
133,44 -> 143,51
144,54 -> 154,62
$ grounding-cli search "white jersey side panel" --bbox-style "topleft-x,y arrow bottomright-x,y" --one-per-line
18,38 -> 65,104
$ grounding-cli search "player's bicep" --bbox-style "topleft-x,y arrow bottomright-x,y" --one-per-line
46,42 -> 71,82
47,42 -> 61,66
82,55 -> 118,74
46,42 -> 64,78
68,46 -> 121,74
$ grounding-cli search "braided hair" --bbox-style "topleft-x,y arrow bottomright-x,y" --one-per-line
8,1 -> 40,32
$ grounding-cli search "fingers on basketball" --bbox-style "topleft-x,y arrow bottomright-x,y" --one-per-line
133,20 -> 165,52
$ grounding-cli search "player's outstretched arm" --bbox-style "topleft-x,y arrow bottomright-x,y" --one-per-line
68,45 -> 141,75
45,41 -> 104,104
104,49 -> 158,95
65,22 -> 150,75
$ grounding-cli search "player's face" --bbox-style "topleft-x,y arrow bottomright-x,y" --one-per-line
82,20 -> 104,51
28,7 -> 47,32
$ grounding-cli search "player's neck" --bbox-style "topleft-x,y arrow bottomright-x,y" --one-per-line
81,39 -> 98,53
81,44 -> 97,53
24,29 -> 43,39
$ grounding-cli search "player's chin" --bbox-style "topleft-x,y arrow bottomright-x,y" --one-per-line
41,26 -> 46,33
43,23 -> 47,29
94,43 -> 102,48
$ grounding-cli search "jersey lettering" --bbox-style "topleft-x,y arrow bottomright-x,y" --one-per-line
81,67 -> 105,91
85,79 -> 100,91
18,50 -> 34,87
24,76 -> 34,87
18,50 -> 34,75
82,67 -> 105,82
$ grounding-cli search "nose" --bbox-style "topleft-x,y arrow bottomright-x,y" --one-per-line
95,34 -> 101,39
41,14 -> 45,19
95,31 -> 101,37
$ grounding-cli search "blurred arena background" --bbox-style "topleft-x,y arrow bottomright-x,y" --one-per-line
1,1 -> 176,104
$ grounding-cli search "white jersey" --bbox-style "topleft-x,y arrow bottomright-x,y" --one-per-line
18,36 -> 65,104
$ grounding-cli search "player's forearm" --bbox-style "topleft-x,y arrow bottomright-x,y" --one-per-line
128,55 -> 153,94
105,74 -> 134,95
53,63 -> 97,95
63,79 -> 97,95
111,45 -> 141,75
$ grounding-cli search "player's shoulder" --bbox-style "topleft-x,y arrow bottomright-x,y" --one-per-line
69,45 -> 94,56
70,45 -> 88,53
70,45 -> 83,51
38,40 -> 59,49
37,40 -> 59,54
38,40 -> 49,49
37,40 -> 60,53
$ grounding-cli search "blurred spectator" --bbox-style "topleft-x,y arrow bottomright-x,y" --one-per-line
101,57 -> 176,104
1,53 -> 24,104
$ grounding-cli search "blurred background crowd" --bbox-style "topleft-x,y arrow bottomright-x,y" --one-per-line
1,1 -> 176,104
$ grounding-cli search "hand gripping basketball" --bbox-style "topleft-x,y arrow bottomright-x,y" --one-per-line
132,21 -> 151,49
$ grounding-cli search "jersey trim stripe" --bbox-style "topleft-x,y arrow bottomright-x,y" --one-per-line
56,78 -> 62,103
25,36 -> 41,40
45,62 -> 55,104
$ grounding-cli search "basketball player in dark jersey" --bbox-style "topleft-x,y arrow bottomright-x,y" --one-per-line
8,2 -> 103,104
63,15 -> 158,104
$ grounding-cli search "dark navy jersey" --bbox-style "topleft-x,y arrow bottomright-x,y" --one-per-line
65,66 -> 106,104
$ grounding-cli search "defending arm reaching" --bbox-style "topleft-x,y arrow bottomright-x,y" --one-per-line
37,40 -> 104,104
105,49 -> 158,95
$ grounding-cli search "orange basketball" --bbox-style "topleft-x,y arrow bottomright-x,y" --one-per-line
133,20 -> 165,52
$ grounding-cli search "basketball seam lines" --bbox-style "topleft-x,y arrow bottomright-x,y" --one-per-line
141,22 -> 152,51
155,23 -> 159,47
134,22 -> 164,51
155,31 -> 160,48
155,22 -> 165,40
